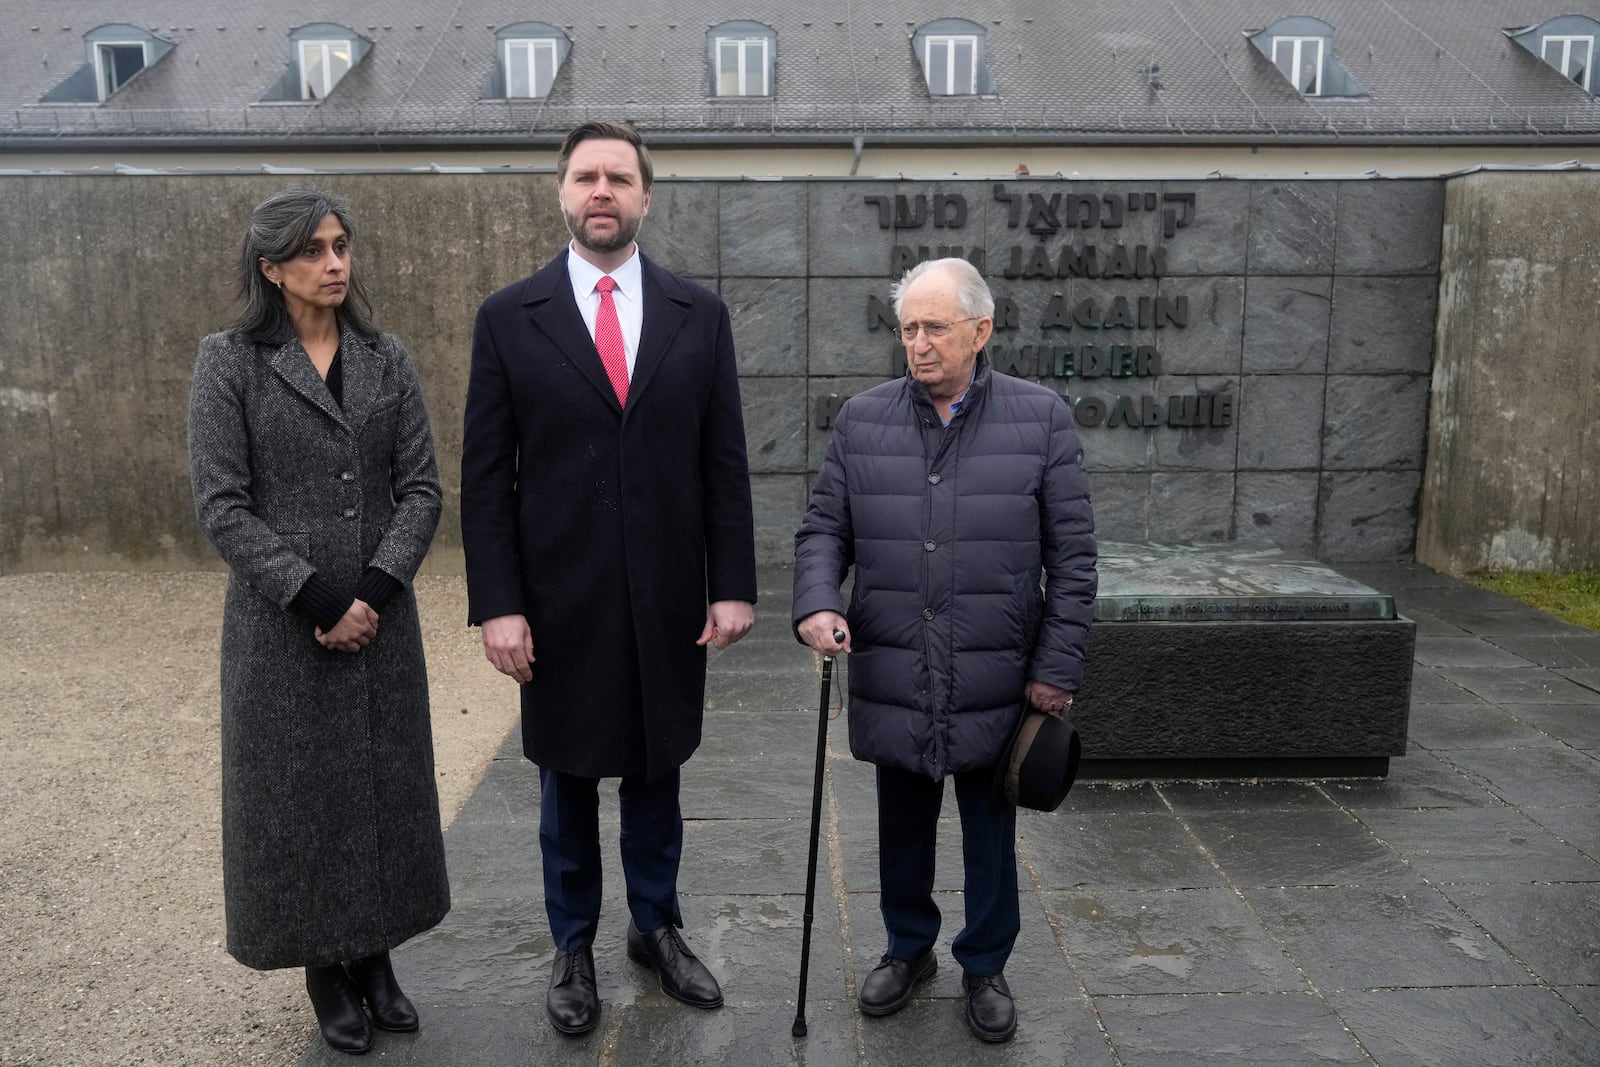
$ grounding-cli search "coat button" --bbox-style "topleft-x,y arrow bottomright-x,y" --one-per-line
922,607 -> 935,621
923,540 -> 937,552
928,472 -> 941,484
340,470 -> 355,482
342,507 -> 357,520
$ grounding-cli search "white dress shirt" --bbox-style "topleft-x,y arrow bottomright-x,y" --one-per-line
565,243 -> 644,378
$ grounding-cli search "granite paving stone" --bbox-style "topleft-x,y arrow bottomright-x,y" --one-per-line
1442,746 -> 1600,809
1396,607 -> 1472,637
1523,806 -> 1600,861
1560,668 -> 1600,697
1497,703 -> 1600,749
1355,806 -> 1600,884
1043,887 -> 1302,994
1157,780 -> 1340,814
1094,991 -> 1367,1065
1329,987 -> 1600,1067
1052,780 -> 1170,815
1435,666 -> 1600,705
1184,809 -> 1411,888
1442,882 -> 1600,985
1243,883 -> 1528,990
1405,702 -> 1563,751
1558,985 -> 1600,1029
1413,635 -> 1536,668
1022,812 -> 1226,891
1446,607 -> 1595,638
855,995 -> 1113,1067
1486,634 -> 1600,669
1322,747 -> 1503,809
1409,664 -> 1487,704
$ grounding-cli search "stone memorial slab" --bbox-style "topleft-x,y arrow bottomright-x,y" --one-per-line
1077,542 -> 1415,776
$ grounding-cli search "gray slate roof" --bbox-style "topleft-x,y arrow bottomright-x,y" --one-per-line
4,0 -> 1599,148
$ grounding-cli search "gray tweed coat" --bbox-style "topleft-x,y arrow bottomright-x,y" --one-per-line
188,328 -> 449,970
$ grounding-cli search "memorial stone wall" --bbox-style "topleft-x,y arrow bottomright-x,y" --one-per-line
0,174 -> 1442,570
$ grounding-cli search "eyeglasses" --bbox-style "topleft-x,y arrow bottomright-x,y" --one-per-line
892,317 -> 980,342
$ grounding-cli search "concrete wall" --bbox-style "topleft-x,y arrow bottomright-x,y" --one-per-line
0,173 -> 1443,572
1417,171 -> 1600,573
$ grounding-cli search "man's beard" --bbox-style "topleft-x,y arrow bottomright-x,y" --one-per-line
563,204 -> 642,255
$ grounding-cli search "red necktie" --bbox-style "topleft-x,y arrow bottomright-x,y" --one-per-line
593,276 -> 629,406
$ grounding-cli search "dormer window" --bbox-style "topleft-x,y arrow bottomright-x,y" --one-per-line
1544,36 -> 1593,90
707,21 -> 775,97
1271,35 -> 1323,95
912,19 -> 993,97
259,24 -> 372,104
1507,17 -> 1600,94
1246,18 -> 1364,98
40,24 -> 175,104
299,39 -> 353,100
491,23 -> 570,99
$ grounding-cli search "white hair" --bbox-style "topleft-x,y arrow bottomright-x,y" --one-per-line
889,257 -> 994,321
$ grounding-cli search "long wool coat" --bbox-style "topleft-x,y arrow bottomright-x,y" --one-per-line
793,356 -> 1098,779
188,328 -> 449,970
460,250 -> 757,782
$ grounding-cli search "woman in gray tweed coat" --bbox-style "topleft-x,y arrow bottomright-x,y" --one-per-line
187,187 -> 450,1055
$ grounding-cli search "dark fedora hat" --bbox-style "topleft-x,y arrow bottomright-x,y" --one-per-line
992,708 -> 1082,812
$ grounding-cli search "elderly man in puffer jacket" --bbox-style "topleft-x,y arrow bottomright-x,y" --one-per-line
793,257 -> 1097,1044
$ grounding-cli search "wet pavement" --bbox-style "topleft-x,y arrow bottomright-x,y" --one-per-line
304,563 -> 1600,1065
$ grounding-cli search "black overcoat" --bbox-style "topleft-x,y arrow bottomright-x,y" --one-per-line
461,250 -> 757,781
188,330 -> 450,970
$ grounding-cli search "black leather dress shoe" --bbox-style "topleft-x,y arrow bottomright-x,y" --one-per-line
858,949 -> 936,1016
625,921 -> 724,1008
546,947 -> 600,1035
962,972 -> 1017,1043
347,951 -> 419,1033
305,964 -> 373,1055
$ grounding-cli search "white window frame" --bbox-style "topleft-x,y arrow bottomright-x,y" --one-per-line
1271,35 -> 1324,95
1543,34 -> 1594,91
298,39 -> 353,100
714,36 -> 769,96
924,34 -> 978,95
94,40 -> 148,101
503,37 -> 558,98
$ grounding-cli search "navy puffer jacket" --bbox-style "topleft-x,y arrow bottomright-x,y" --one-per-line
793,355 -> 1098,779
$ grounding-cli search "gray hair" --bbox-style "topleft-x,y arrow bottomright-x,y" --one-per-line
889,257 -> 995,321
227,185 -> 377,345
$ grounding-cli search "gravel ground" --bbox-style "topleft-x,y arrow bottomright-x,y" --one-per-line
0,574 -> 519,1066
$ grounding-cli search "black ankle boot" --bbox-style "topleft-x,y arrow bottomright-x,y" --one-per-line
347,951 -> 420,1032
305,964 -> 373,1054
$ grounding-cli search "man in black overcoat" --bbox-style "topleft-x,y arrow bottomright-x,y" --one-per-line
460,120 -> 757,1035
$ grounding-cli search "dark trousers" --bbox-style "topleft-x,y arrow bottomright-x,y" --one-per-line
876,763 -> 1019,977
538,766 -> 684,951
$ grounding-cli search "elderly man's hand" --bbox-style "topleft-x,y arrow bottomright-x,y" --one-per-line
1025,680 -> 1074,717
797,611 -> 851,655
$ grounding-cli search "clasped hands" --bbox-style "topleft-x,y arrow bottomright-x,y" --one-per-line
481,600 -> 755,684
315,599 -> 379,653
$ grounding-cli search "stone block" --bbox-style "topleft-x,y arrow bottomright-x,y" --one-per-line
808,277 -> 903,376
738,377 -> 807,474
1323,375 -> 1430,470
1249,182 -> 1337,274
1155,275 -> 1244,374
749,473 -> 807,566
642,182 -> 719,276
1149,472 -> 1235,541
1153,376 -> 1239,470
1237,375 -> 1324,469
720,181 -> 807,277
1079,409 -> 1155,473
1234,472 -> 1319,551
807,182 -> 889,276
1319,470 -> 1423,560
1243,276 -> 1332,372
1157,180 -> 1250,275
724,277 -> 806,376
1336,180 -> 1444,275
1084,472 -> 1150,541
806,376 -> 892,471
1329,276 -> 1437,373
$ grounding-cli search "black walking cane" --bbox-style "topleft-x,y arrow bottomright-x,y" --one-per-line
793,629 -> 845,1038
